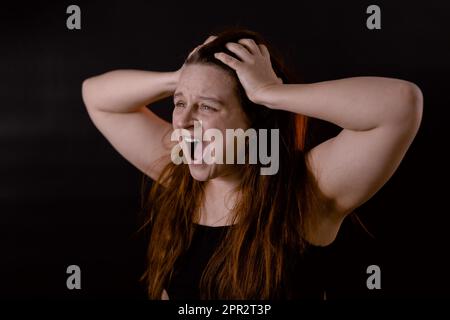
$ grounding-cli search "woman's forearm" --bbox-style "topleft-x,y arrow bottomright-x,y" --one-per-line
254,76 -> 423,131
82,69 -> 179,113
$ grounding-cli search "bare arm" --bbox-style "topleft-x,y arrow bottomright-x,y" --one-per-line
214,39 -> 424,244
254,77 -> 422,131
255,77 -> 423,243
214,41 -> 423,218
82,69 -> 180,180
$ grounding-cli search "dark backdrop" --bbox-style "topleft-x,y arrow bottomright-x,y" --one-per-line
1,0 -> 449,298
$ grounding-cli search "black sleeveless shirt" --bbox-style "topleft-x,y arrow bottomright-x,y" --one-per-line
166,223 -> 329,300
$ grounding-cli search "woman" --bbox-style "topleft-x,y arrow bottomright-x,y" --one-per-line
81,28 -> 423,300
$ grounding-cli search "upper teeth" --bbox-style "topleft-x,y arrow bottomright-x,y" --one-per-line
184,136 -> 200,143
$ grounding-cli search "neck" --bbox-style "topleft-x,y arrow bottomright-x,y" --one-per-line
199,168 -> 242,226
207,170 -> 241,192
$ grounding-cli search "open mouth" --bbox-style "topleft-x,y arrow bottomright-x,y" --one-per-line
182,136 -> 201,162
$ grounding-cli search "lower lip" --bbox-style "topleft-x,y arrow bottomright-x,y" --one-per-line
189,162 -> 207,167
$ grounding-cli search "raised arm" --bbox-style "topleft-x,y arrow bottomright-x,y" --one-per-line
82,69 -> 180,180
215,38 -> 423,244
255,77 -> 423,215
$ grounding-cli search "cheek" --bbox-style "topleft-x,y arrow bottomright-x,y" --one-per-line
171,109 -> 179,127
226,107 -> 251,129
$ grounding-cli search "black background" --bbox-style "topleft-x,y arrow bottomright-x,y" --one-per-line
1,0 -> 449,299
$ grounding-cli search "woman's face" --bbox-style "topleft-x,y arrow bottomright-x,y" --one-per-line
172,63 -> 250,181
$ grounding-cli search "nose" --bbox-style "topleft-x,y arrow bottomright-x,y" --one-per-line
173,104 -> 197,131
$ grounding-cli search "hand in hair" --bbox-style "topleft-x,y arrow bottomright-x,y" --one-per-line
213,38 -> 282,104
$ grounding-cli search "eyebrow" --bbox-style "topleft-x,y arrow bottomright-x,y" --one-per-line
173,92 -> 225,105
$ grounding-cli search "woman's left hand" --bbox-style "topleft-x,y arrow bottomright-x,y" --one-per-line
214,39 -> 282,104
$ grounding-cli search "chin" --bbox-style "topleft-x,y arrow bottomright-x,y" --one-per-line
188,163 -> 214,181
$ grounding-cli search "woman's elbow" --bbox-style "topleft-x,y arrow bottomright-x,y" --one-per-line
392,80 -> 424,132
405,81 -> 423,131
81,77 -> 98,110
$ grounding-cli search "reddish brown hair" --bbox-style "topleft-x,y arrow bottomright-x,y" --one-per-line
141,28 -> 321,299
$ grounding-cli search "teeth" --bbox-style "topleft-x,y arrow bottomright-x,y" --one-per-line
181,136 -> 201,162
183,136 -> 200,143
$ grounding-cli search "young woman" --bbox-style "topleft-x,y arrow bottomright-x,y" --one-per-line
81,28 -> 423,300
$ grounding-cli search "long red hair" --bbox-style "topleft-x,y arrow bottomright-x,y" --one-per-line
140,28 -> 323,299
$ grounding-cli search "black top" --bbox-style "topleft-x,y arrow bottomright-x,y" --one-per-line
166,223 -> 329,300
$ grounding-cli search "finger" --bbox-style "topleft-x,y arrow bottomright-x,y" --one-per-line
238,38 -> 260,54
225,42 -> 252,62
214,52 -> 241,70
188,36 -> 217,59
203,35 -> 217,44
187,45 -> 201,59
258,44 -> 270,58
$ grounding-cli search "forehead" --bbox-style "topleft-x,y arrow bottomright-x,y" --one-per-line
176,64 -> 236,98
